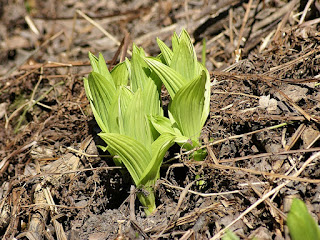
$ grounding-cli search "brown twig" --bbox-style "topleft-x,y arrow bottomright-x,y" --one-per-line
161,180 -> 241,197
284,124 -> 306,151
218,147 -> 320,163
19,61 -> 90,70
272,0 -> 299,42
191,162 -> 320,184
0,141 -> 37,173
236,0 -> 253,53
299,0 -> 314,24
165,122 -> 288,163
129,185 -> 136,222
155,179 -> 199,238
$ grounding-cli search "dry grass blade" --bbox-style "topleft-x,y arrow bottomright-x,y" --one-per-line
179,229 -> 194,240
76,10 -> 120,46
236,0 -> 253,52
299,0 -> 314,24
76,10 -> 132,56
203,136 -> 219,164
218,147 -> 320,163
2,190 -> 21,239
0,141 -> 37,173
134,24 -> 179,45
161,180 -> 241,197
155,179 -> 199,238
267,82 -> 313,121
272,0 -> 299,41
253,0 -> 297,32
268,48 -> 317,73
130,220 -> 150,239
129,185 -> 136,222
214,71 -> 317,121
148,202 -> 223,234
284,124 -> 306,151
108,32 -> 131,69
250,185 -> 287,220
19,61 -> 90,70
191,162 -> 320,184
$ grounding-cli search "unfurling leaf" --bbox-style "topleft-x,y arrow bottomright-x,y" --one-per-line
99,132 -> 175,214
287,198 -> 320,240
84,72 -> 116,133
156,38 -> 173,65
110,62 -> 129,87
169,71 -> 206,141
144,57 -> 186,98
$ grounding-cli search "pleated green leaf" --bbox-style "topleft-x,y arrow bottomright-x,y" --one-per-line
144,57 -> 186,98
287,198 -> 320,240
87,72 -> 116,132
91,101 -> 109,133
83,77 -> 92,101
107,86 -> 133,134
130,45 -> 151,91
169,71 -> 206,140
88,52 -> 99,73
116,86 -> 134,135
171,31 -> 179,52
84,77 -> 109,132
123,90 -> 152,149
139,133 -> 176,186
89,52 -> 114,85
150,115 -> 176,135
99,132 -> 175,215
88,71 -> 116,111
149,68 -> 163,94
110,62 -> 129,87
141,80 -> 163,141
150,115 -> 190,143
179,29 -> 196,56
170,40 -> 196,81
98,133 -> 151,185
142,80 -> 163,117
199,64 -> 211,127
170,30 -> 197,82
85,29 -> 212,214
156,38 -> 173,65
98,53 -> 113,81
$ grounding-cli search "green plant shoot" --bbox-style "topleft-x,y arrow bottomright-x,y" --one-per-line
144,29 -> 211,160
84,29 -> 211,214
287,198 -> 320,240
84,50 -> 173,215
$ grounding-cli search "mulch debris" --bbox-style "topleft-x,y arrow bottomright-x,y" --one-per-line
0,0 -> 319,239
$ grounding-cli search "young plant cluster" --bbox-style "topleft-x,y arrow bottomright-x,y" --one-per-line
84,30 -> 210,215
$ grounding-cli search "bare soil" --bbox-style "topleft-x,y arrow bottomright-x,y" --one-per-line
0,0 -> 319,239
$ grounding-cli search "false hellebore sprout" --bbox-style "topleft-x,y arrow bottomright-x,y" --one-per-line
84,48 -> 175,215
84,29 -> 210,214
144,29 -> 210,160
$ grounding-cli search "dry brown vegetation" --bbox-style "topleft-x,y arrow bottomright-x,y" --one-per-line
0,0 -> 319,239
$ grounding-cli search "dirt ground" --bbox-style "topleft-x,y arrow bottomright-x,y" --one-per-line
0,0 -> 320,239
